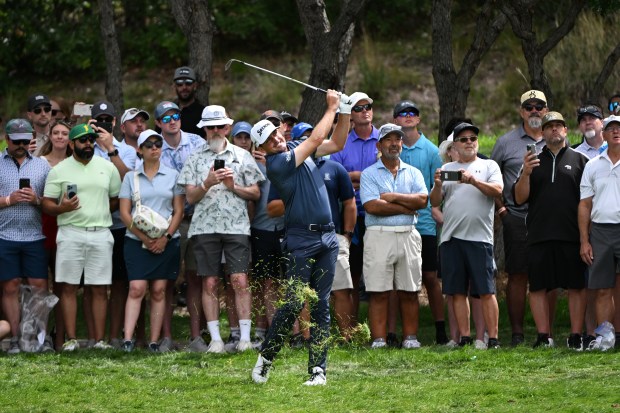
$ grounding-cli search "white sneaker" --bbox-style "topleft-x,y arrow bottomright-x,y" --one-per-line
236,340 -> 254,352
587,336 -> 607,351
207,340 -> 225,354
303,367 -> 326,386
251,354 -> 273,384
445,340 -> 458,348
93,340 -> 113,350
371,338 -> 386,349
402,336 -> 421,349
474,339 -> 487,350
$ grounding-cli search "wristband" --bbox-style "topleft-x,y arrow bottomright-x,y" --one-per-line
497,207 -> 507,215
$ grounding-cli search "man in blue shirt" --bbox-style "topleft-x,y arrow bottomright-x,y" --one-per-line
249,89 -> 351,386
360,123 -> 428,349
393,100 -> 448,345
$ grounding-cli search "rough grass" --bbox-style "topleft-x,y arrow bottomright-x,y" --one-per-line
2,296 -> 620,412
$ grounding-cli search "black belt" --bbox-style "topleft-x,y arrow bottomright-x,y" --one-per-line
288,223 -> 335,232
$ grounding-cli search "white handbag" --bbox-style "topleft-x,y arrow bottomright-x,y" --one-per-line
131,172 -> 171,239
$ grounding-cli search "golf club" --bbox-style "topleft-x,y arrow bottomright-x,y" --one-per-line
225,59 -> 327,94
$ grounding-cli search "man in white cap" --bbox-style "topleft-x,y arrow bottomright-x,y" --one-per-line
120,108 -> 150,152
491,89 -> 551,346
249,90 -> 351,386
178,105 -> 264,353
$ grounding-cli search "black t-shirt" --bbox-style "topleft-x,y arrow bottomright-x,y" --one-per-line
512,146 -> 588,244
178,99 -> 205,138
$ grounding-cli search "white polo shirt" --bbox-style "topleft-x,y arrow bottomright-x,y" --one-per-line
580,149 -> 620,224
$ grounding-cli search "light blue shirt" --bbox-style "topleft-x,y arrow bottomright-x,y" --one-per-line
400,133 -> 442,236
119,163 -> 184,241
360,158 -> 428,227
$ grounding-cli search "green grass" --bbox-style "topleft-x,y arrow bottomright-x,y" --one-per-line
2,296 -> 620,412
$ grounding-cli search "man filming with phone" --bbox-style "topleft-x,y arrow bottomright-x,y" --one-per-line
430,122 -> 503,349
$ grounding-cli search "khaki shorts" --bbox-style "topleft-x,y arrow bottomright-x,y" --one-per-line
332,234 -> 353,291
55,226 -> 114,285
363,225 -> 422,293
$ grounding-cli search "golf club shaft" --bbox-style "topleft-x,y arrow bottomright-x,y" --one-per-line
226,59 -> 327,93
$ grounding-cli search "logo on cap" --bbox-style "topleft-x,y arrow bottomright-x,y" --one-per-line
257,124 -> 268,136
529,91 -> 537,99
180,69 -> 189,75
214,111 -> 222,117
35,95 -> 44,101
83,125 -> 90,133
99,103 -> 107,110
164,103 -> 172,108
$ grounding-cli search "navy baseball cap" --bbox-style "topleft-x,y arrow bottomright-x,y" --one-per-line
291,122 -> 314,140
393,100 -> 419,117
453,122 -> 480,137
154,101 -> 180,120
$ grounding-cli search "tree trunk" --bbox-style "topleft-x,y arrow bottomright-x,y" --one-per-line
500,0 -> 586,108
296,0 -> 368,125
432,0 -> 507,141
98,0 -> 124,136
585,42 -> 620,104
169,0 -> 214,105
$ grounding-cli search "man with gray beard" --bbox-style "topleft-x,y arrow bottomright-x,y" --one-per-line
491,90 -> 549,346
573,104 -> 605,159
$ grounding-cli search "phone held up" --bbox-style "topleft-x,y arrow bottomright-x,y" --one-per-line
440,170 -> 462,182
19,178 -> 31,189
66,184 -> 78,199
214,159 -> 225,170
72,103 -> 92,117
527,143 -> 537,159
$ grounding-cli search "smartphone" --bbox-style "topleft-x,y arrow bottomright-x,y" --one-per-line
93,121 -> 113,133
19,178 -> 31,189
67,184 -> 78,199
72,103 -> 92,117
440,170 -> 462,181
214,159 -> 225,170
527,144 -> 537,158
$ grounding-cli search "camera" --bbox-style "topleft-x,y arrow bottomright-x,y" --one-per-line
440,170 -> 462,181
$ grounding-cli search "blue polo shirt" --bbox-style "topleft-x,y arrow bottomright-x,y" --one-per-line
400,133 -> 442,236
360,158 -> 428,227
330,126 -> 380,217
266,141 -> 332,226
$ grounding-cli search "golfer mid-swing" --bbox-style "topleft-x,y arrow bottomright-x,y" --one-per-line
250,89 -> 352,385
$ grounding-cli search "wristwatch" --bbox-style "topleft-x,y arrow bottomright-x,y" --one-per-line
165,233 -> 172,240
107,149 -> 119,157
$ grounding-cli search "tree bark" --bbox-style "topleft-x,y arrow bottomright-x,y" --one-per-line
585,42 -> 620,104
500,0 -> 586,108
432,0 -> 507,141
296,0 -> 368,125
169,0 -> 214,105
98,0 -> 124,135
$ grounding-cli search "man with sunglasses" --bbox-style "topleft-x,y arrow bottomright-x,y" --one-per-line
0,119 -> 52,353
172,66 -> 205,138
431,122 -> 503,349
393,100 -> 448,345
573,105 -> 605,159
491,89 -> 549,346
608,94 -> 620,116
42,123 -> 122,352
152,100 -> 204,352
179,105 -> 264,354
26,93 -> 53,156
330,92 -> 378,326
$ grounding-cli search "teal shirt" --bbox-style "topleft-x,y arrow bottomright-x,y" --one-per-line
400,133 -> 442,236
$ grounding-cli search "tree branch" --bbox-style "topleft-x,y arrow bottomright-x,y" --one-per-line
539,0 -> 586,57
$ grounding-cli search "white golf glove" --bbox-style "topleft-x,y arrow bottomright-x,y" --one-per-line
339,93 -> 353,115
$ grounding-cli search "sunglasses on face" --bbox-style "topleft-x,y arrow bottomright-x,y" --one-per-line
161,113 -> 181,124
352,103 -> 373,112
33,106 -> 52,115
76,136 -> 97,144
610,102 -> 620,112
522,103 -> 546,112
9,139 -> 30,146
141,140 -> 163,149
454,135 -> 478,143
175,79 -> 195,86
398,111 -> 418,118
51,109 -> 60,117
206,124 -> 227,130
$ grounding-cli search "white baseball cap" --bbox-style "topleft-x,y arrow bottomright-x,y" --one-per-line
251,119 -> 278,147
137,129 -> 163,147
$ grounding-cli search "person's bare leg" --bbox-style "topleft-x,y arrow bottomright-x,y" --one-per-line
149,280 -> 168,344
89,285 -> 108,342
226,276 -> 240,332
585,288 -> 597,336
0,320 -> 10,341
300,303 -> 311,340
83,286 -> 95,342
595,288 -> 615,325
351,271 -> 361,324
470,297 -> 486,341
61,284 -> 79,340
230,273 -> 251,320
202,276 -> 220,322
124,280 -> 146,340
387,289 -> 399,337
568,288 -> 586,335
423,270 -> 445,322
160,281 -> 174,339
446,295 -> 460,342
369,291 -> 389,340
332,289 -> 353,339
1,279 -> 21,336
480,294 -> 499,339
529,290 -> 550,335
53,280 -> 65,348
452,294 -> 471,338
398,291 -> 419,337
613,274 -> 620,333
186,270 -> 203,338
546,288 -> 558,337
506,273 -> 528,335
263,278 -> 278,326
253,279 -> 267,331
109,279 -> 128,341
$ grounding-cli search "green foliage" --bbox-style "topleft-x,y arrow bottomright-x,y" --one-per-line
358,36 -> 388,101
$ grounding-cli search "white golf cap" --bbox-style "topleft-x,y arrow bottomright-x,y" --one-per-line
137,129 -> 163,146
196,105 -> 234,128
349,92 -> 373,106
121,108 -> 150,124
251,119 -> 278,147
